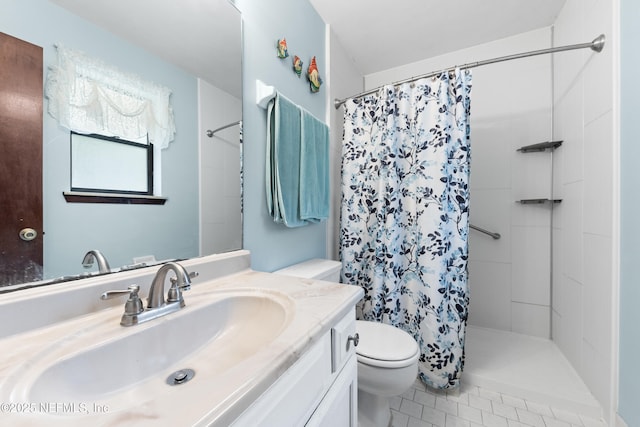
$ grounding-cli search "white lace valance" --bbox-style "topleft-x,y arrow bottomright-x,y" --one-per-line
45,45 -> 175,149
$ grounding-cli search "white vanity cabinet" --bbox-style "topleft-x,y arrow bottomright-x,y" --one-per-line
231,309 -> 358,427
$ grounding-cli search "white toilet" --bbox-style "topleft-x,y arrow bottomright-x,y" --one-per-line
275,259 -> 420,427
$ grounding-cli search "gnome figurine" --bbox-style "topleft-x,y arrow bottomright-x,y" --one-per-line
293,55 -> 303,77
276,38 -> 289,58
307,56 -> 322,93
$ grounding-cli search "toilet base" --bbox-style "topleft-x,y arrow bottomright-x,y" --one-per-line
358,389 -> 392,427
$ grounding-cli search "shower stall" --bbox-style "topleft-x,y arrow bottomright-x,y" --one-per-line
330,12 -> 617,422
460,26 -> 614,420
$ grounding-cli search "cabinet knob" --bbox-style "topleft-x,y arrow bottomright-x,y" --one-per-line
347,333 -> 359,348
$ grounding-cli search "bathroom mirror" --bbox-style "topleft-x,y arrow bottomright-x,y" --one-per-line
0,0 -> 242,290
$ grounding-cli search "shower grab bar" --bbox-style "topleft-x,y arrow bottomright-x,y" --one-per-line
470,224 -> 501,240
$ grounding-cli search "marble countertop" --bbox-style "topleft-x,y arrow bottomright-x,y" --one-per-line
0,253 -> 363,426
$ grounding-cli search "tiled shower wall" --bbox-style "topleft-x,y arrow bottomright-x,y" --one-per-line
365,28 -> 555,337
551,0 -> 617,420
198,79 -> 243,255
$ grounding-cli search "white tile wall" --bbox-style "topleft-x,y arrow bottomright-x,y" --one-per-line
468,189 -> 511,263
581,339 -> 612,418
511,226 -> 550,307
511,302 -> 550,337
552,275 -> 583,369
582,113 -> 614,236
582,4 -> 614,126
468,261 -> 511,330
558,181 -> 584,284
555,83 -> 585,186
512,200 -> 552,229
511,150 -> 552,203
470,31 -> 553,338
552,0 -> 617,420
582,234 -> 612,356
198,79 -> 243,255
467,123 -> 511,190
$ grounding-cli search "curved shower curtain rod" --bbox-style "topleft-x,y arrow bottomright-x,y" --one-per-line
334,34 -> 606,109
206,120 -> 242,137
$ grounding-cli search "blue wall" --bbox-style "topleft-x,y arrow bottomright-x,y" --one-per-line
2,0 -> 199,278
619,0 -> 640,424
235,0 -> 328,271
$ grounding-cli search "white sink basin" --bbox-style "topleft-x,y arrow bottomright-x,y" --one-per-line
20,290 -> 293,403
0,253 -> 364,427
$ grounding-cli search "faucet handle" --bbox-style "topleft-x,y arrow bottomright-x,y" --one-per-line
100,284 -> 139,300
166,269 -> 197,305
169,271 -> 198,289
100,285 -> 144,316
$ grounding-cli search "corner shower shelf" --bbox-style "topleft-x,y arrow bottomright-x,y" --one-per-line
516,141 -> 563,204
516,140 -> 563,153
517,198 -> 562,204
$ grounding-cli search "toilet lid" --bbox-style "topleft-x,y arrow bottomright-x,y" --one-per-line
355,320 -> 419,363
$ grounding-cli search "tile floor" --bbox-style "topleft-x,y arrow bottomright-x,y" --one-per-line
388,326 -> 609,427
390,379 -> 608,427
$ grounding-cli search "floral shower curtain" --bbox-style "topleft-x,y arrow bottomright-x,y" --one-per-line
340,70 -> 472,389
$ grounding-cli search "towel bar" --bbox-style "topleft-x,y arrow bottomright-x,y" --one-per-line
256,80 -> 276,108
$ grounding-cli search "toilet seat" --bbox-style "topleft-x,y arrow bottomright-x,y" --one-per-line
355,320 -> 420,369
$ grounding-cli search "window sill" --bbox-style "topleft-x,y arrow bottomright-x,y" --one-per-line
62,191 -> 167,205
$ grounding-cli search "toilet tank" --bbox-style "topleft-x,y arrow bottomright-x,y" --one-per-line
274,258 -> 341,282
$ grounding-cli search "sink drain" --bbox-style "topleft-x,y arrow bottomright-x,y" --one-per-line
166,368 -> 195,386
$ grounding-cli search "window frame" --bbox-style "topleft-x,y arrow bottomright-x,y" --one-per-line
69,131 -> 154,196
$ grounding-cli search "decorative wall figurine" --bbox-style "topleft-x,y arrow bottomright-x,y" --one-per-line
276,38 -> 289,58
307,56 -> 322,93
292,55 -> 303,77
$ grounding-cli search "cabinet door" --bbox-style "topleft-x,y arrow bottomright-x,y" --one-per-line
230,333 -> 332,427
305,354 -> 357,427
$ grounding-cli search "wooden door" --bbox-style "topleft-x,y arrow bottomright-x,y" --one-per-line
0,32 -> 43,285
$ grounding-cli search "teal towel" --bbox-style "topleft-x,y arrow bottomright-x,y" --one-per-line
266,97 -> 278,220
266,93 -> 306,227
300,109 -> 329,221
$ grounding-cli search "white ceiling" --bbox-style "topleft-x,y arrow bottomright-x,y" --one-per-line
49,0 -> 567,94
49,0 -> 242,98
309,0 -> 567,75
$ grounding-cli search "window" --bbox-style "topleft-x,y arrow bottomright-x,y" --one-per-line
70,132 -> 153,195
47,46 -> 172,205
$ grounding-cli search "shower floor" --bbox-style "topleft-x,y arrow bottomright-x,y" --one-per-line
462,325 -> 602,418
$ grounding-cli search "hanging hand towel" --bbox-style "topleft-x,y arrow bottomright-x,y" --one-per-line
300,109 -> 329,221
266,93 -> 307,227
266,97 -> 278,220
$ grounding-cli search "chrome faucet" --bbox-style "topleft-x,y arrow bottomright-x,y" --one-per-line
147,262 -> 193,308
82,249 -> 111,274
100,261 -> 198,326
